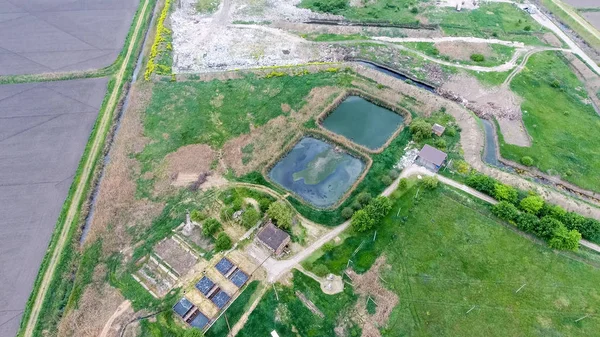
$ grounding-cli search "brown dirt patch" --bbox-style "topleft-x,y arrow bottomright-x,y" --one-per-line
434,41 -> 493,61
164,143 -> 216,183
58,282 -> 132,337
347,256 -> 398,337
542,32 -> 563,48
441,73 -> 531,146
222,86 -> 343,175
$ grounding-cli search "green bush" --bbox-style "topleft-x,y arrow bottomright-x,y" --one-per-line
241,208 -> 261,228
411,7 -> 418,14
388,169 -> 400,180
342,207 -> 354,219
535,216 -> 563,239
398,178 -> 408,190
313,264 -> 330,277
524,25 -> 532,31
516,212 -> 539,233
409,118 -> 432,141
548,225 -> 581,251
493,183 -> 518,204
357,192 -> 372,206
203,218 -> 222,236
381,175 -> 393,186
466,173 -> 497,195
421,176 -> 439,189
434,138 -> 447,150
190,209 -> 207,223
267,202 -> 293,230
470,54 -> 485,62
492,201 -> 520,222
351,196 -> 392,232
520,195 -> 545,215
184,328 -> 204,337
307,0 -> 348,14
520,156 -> 534,166
215,232 -> 232,251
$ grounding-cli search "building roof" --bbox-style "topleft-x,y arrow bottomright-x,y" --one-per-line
256,221 -> 290,252
418,144 -> 448,166
432,123 -> 445,134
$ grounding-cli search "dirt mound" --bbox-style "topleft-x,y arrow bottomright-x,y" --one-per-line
434,41 -> 493,61
347,256 -> 398,337
439,73 -> 531,146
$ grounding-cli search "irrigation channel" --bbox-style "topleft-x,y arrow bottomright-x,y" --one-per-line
80,1 -> 159,244
353,59 -> 436,92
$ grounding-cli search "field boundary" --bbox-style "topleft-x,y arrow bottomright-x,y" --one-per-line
17,0 -> 155,336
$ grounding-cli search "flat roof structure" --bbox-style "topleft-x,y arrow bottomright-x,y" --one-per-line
173,298 -> 194,318
188,311 -> 210,329
432,123 -> 446,136
418,144 -> 448,167
215,257 -> 235,276
195,276 -> 215,296
256,221 -> 291,256
211,290 -> 231,309
230,270 -> 249,288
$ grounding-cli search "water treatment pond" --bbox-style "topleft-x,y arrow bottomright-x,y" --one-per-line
268,137 -> 365,208
322,96 -> 404,150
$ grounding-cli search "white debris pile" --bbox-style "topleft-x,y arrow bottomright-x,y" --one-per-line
394,143 -> 419,170
231,0 -> 342,23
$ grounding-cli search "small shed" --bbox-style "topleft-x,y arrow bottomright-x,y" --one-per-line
416,144 -> 448,172
432,123 -> 445,137
256,221 -> 290,256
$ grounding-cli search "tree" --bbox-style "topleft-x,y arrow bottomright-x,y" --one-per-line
267,202 -> 293,230
539,203 -> 566,220
398,178 -> 408,190
202,218 -> 222,237
577,218 -> 600,241
466,173 -> 497,195
455,160 -> 470,174
520,156 -> 534,166
434,138 -> 447,150
381,175 -> 393,186
357,192 -> 372,206
516,212 -> 539,233
409,118 -> 432,141
341,207 -> 354,219
535,216 -> 563,239
492,201 -> 520,222
493,184 -> 518,204
351,209 -> 374,233
313,264 -> 330,277
548,225 -> 581,251
388,169 -> 400,180
367,196 -> 393,219
520,195 -> 544,215
241,208 -> 260,228
524,25 -> 532,31
421,176 -> 439,189
215,232 -> 232,251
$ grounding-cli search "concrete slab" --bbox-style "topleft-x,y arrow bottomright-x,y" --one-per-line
0,0 -> 139,75
0,77 -> 108,337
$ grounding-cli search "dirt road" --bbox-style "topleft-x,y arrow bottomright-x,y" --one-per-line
99,301 -> 131,337
21,0 -> 152,336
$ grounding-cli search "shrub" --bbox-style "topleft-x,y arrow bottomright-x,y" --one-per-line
381,175 -> 393,186
445,126 -> 456,137
258,197 -> 273,212
351,209 -> 374,233
524,25 -> 532,31
492,201 -> 520,222
241,208 -> 261,228
520,195 -> 545,215
190,209 -> 207,223
434,138 -> 447,149
215,232 -> 232,251
184,329 -> 204,337
398,178 -> 408,190
267,202 -> 293,230
421,176 -> 439,189
388,169 -> 400,180
310,0 -> 348,14
520,156 -> 534,166
409,118 -> 432,141
493,184 -> 518,204
202,218 -> 222,237
323,242 -> 335,252
411,7 -> 418,14
550,79 -> 560,88
466,173 -> 497,195
357,192 -> 372,206
455,160 -> 470,174
313,264 -> 330,277
516,212 -> 539,233
548,225 -> 581,251
341,207 -> 354,219
351,201 -> 363,211
539,203 -> 566,220
470,54 -> 485,62
577,218 -> 600,241
535,216 -> 563,239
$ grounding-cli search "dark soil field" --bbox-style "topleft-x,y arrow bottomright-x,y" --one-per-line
0,77 -> 107,336
0,0 -> 138,75
583,12 -> 600,31
562,0 -> 599,8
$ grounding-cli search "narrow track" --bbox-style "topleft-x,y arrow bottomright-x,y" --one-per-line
21,0 -> 152,335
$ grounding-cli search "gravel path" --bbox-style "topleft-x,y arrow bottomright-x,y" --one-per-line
99,301 -> 131,337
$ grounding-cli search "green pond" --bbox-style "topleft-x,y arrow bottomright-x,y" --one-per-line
268,137 -> 365,208
322,96 -> 404,150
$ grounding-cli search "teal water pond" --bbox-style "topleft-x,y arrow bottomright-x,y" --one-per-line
268,137 -> 365,208
322,96 -> 404,150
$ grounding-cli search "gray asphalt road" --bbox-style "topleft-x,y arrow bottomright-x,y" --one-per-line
0,0 -> 138,75
0,77 -> 108,336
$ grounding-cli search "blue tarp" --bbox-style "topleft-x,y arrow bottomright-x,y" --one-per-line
173,298 -> 193,318
189,311 -> 210,329
230,269 -> 249,288
215,257 -> 234,276
211,290 -> 231,309
195,276 -> 215,295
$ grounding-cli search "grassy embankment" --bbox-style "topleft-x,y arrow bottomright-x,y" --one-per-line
499,51 -> 600,193
399,41 -> 515,68
540,0 -> 600,51
16,1 -> 157,336
296,183 -> 600,336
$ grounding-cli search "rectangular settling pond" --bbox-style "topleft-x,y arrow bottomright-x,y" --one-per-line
268,137 -> 365,208
322,96 -> 404,150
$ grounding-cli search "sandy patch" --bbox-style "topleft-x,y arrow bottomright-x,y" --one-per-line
347,256 -> 399,337
441,73 -> 531,146
434,41 -> 494,61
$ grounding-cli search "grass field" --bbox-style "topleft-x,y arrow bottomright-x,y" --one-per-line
500,51 -> 600,192
540,0 -> 600,50
237,270 -> 359,336
400,42 -> 515,68
303,184 -> 600,336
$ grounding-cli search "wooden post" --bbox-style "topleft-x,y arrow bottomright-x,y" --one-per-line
273,284 -> 279,301
575,314 -> 589,323
515,283 -> 526,294
466,306 -> 476,314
